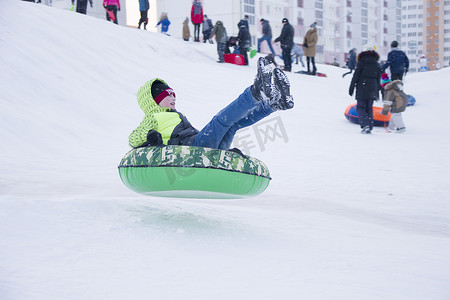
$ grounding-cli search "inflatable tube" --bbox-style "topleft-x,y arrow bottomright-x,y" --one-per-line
344,104 -> 391,127
407,95 -> 416,106
118,145 -> 271,199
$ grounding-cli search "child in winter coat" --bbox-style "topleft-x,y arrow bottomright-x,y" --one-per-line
291,43 -> 305,67
209,21 -> 228,63
182,17 -> 191,41
380,74 -> 408,133
128,58 -> 294,150
156,12 -> 171,35
342,48 -> 356,78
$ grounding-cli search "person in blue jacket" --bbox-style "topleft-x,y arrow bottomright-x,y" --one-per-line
138,0 -> 149,30
382,41 -> 409,81
156,12 -> 171,35
342,48 -> 356,78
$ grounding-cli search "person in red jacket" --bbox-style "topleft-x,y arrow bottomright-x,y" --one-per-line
191,0 -> 203,42
103,0 -> 120,24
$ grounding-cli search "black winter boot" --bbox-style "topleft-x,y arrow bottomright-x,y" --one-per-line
270,68 -> 294,110
251,57 -> 273,102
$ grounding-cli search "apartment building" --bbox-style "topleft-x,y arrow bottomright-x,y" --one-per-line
401,0 -> 424,72
423,0 -> 450,70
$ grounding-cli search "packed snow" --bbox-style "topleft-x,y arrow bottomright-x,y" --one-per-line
1,1 -> 450,299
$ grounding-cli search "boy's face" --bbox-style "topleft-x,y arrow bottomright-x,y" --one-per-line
159,95 -> 176,109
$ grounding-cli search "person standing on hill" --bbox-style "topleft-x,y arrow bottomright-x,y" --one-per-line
191,0 -> 203,42
138,0 -> 149,30
382,41 -> 409,81
257,19 -> 276,56
156,12 -> 171,35
349,48 -> 382,134
342,48 -> 356,78
237,20 -> 251,66
202,14 -> 213,43
274,18 -> 294,72
380,76 -> 408,133
103,0 -> 120,24
76,0 -> 93,14
182,17 -> 191,41
210,20 -> 228,63
291,43 -> 305,67
303,22 -> 318,75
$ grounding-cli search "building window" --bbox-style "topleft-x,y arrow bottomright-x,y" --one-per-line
298,0 -> 303,7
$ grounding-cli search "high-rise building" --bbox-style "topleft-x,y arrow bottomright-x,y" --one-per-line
401,0 -> 424,72
423,0 -> 450,70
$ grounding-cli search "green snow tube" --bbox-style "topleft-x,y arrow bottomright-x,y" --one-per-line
118,145 -> 271,199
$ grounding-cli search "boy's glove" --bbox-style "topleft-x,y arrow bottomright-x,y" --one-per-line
146,130 -> 163,146
380,109 -> 389,116
303,43 -> 308,48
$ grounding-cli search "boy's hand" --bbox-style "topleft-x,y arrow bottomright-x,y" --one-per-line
146,130 -> 163,146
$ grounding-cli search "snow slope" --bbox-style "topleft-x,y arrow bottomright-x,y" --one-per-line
1,1 -> 450,299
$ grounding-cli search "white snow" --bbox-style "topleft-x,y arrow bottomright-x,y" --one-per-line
1,1 -> 450,299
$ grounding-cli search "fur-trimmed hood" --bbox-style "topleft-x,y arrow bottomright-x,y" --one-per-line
357,50 -> 380,62
384,79 -> 404,91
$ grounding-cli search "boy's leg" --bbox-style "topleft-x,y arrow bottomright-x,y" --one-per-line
217,43 -> 225,62
218,67 -> 294,149
391,113 -> 405,131
194,58 -> 273,149
217,101 -> 274,150
193,87 -> 260,149
388,113 -> 396,130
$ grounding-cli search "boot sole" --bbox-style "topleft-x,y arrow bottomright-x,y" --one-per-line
273,68 -> 294,109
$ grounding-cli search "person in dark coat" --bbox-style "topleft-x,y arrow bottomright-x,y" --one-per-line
342,48 -> 356,78
382,41 -> 409,81
257,19 -> 276,56
138,0 -> 149,30
237,20 -> 251,65
241,15 -> 250,30
76,0 -> 93,14
274,18 -> 295,72
349,48 -> 382,134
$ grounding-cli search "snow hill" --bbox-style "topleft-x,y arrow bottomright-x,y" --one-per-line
1,1 -> 450,299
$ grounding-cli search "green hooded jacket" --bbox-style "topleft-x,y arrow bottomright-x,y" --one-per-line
128,78 -> 199,148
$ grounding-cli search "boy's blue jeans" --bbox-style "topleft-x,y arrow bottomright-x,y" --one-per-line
193,87 -> 274,150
